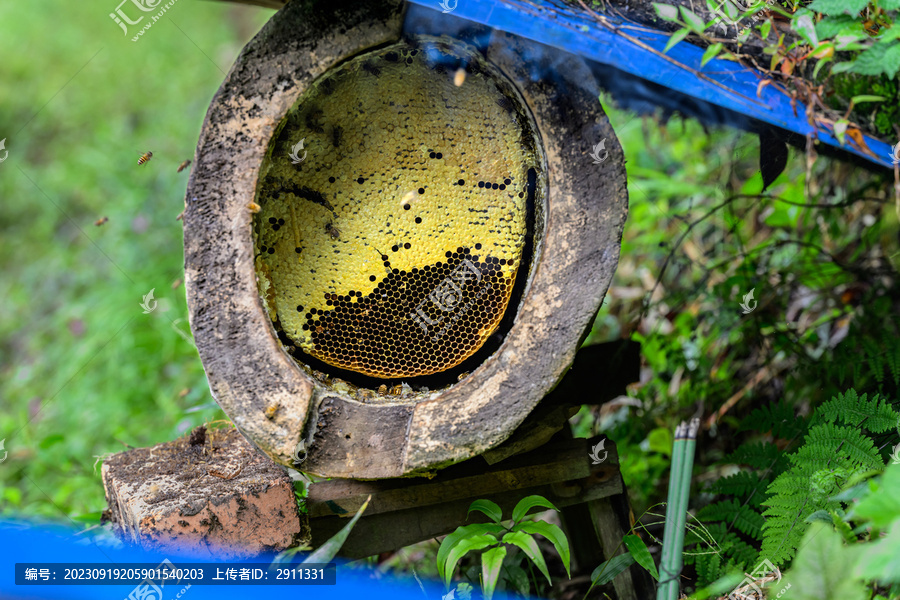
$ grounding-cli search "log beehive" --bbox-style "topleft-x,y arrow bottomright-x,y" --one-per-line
183,0 -> 628,478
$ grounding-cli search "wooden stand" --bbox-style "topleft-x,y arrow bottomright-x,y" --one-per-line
305,435 -> 653,600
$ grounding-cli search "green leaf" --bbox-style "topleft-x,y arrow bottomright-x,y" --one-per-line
701,43 -> 724,67
442,534 -> 499,589
302,495 -> 370,564
679,5 -> 706,32
760,20 -> 772,39
654,3 -> 681,22
848,42 -> 900,78
480,545 -> 507,600
623,534 -> 659,580
647,427 -> 673,456
663,28 -> 691,53
39,434 -> 65,449
815,15 -> 862,39
853,464 -> 900,528
780,522 -> 867,600
880,0 -> 900,8
511,494 -> 559,523
833,119 -> 849,145
437,523 -> 505,583
808,0 -> 869,15
850,95 -> 886,105
501,530 -> 551,585
853,518 -> 900,584
513,520 -> 571,577
468,499 -> 503,523
591,553 -> 635,586
793,13 -> 819,47
504,564 -> 530,596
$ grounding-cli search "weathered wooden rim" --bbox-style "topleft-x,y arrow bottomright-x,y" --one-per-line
184,0 -> 628,479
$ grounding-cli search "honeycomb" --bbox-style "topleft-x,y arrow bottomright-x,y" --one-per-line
253,36 -> 540,379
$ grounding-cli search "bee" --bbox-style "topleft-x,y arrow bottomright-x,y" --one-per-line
137,151 -> 153,165
319,78 -> 336,96
361,61 -> 381,77
247,202 -> 261,213
94,216 -> 108,226
264,403 -> 279,420
324,222 -> 340,239
176,159 -> 191,173
175,210 -> 184,221
495,97 -> 514,114
377,384 -> 387,394
331,125 -> 343,148
305,109 -> 324,134
453,68 -> 466,87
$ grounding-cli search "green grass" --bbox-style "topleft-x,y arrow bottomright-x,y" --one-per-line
0,0 -> 270,520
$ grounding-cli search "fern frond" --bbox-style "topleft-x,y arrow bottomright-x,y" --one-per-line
707,471 -> 769,508
761,412 -> 887,564
697,499 -> 764,541
739,402 -> 805,439
815,391 -> 900,433
725,442 -> 789,472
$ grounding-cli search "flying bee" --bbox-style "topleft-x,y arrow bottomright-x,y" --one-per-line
453,68 -> 466,87
94,216 -> 108,226
361,61 -> 381,77
176,159 -> 191,173
264,403 -> 279,420
247,202 -> 261,213
137,151 -> 153,165
324,222 -> 340,240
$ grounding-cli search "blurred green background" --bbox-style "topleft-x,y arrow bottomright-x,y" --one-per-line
0,0 -> 270,519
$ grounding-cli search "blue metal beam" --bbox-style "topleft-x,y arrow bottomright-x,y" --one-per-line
406,0 -> 896,170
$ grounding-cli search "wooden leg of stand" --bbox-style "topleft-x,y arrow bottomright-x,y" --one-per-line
588,497 -> 639,600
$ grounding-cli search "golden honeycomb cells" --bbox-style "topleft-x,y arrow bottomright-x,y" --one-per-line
253,36 -> 539,379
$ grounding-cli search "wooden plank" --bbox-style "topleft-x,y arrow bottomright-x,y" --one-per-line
307,437 -> 617,518
310,469 -> 621,559
307,436 -> 622,559
590,497 -> 639,600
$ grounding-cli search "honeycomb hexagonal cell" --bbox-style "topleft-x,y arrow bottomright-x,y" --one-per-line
253,36 -> 540,379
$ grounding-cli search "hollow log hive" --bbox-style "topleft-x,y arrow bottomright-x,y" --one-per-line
182,0 -> 628,478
